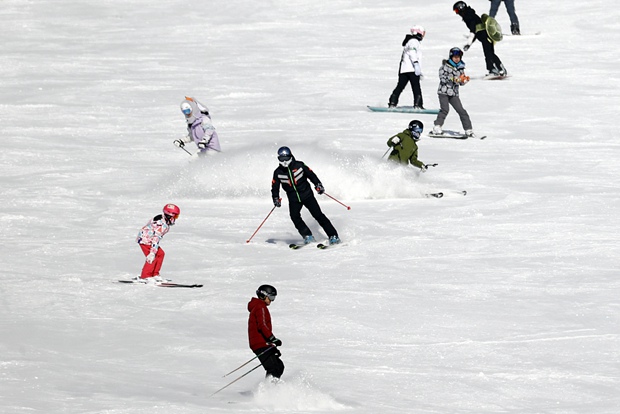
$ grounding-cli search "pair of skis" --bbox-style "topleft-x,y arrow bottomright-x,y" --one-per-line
117,279 -> 203,288
425,190 -> 467,199
427,130 -> 487,140
289,241 -> 337,250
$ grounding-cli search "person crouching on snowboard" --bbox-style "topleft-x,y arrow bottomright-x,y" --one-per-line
248,284 -> 284,380
453,1 -> 506,76
173,96 -> 221,156
388,25 -> 426,109
271,146 -> 340,245
135,204 -> 180,282
387,120 -> 429,173
432,47 -> 477,138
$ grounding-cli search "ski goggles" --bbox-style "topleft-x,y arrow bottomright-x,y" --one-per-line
182,107 -> 192,115
410,126 -> 423,134
277,155 -> 292,162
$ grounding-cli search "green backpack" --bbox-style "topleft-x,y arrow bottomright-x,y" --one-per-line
481,14 -> 503,43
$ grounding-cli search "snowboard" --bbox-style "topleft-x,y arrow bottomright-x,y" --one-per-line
503,31 -> 542,37
483,74 -> 510,80
367,105 -> 439,114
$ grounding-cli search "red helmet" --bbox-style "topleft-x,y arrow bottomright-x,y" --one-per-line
163,204 -> 180,225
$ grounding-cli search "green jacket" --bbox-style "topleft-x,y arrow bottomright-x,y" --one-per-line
386,129 -> 425,168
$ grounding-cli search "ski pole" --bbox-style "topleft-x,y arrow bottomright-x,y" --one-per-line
222,346 -> 274,378
174,141 -> 193,156
246,201 -> 280,243
381,147 -> 391,159
324,193 -> 351,210
425,163 -> 438,168
210,363 -> 262,397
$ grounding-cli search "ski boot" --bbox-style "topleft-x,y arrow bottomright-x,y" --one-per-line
303,235 -> 316,244
511,23 -> 520,35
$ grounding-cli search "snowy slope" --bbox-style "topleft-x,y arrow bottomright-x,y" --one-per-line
1,0 -> 619,413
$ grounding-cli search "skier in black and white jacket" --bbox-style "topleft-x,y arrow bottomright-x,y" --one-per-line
271,147 -> 340,245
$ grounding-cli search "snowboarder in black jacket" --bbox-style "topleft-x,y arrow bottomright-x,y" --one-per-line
453,1 -> 506,76
271,146 -> 340,245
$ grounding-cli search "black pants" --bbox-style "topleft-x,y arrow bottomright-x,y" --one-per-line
254,346 -> 284,379
289,195 -> 338,239
476,31 -> 503,72
389,72 -> 423,107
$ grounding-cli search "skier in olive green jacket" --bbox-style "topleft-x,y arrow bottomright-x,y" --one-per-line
386,120 -> 429,172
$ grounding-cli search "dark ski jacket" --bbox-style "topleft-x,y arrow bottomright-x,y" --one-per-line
386,129 -> 425,169
248,297 -> 274,351
271,159 -> 321,203
459,6 -> 486,37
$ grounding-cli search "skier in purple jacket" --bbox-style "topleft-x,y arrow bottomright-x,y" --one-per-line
174,96 -> 221,155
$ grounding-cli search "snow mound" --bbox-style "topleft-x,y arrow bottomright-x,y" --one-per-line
252,372 -> 350,411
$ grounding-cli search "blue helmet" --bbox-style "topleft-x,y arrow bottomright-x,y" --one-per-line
408,120 -> 424,141
277,146 -> 293,167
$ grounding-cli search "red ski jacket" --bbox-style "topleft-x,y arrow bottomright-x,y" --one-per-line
247,297 -> 274,351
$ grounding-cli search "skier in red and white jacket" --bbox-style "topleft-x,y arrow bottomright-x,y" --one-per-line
135,204 -> 180,281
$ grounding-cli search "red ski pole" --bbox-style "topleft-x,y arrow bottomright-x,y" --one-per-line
323,193 -> 351,210
246,200 -> 280,243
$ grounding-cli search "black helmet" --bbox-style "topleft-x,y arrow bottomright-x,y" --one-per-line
453,1 -> 467,14
277,146 -> 293,167
408,120 -> 424,141
449,47 -> 463,59
257,284 -> 277,301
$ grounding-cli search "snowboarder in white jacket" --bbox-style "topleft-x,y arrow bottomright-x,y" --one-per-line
388,25 -> 426,109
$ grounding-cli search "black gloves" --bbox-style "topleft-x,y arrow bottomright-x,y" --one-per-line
315,183 -> 325,194
173,139 -> 185,148
197,141 -> 207,150
273,197 -> 281,208
268,335 -> 282,347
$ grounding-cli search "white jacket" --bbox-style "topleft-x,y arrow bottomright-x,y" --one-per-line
399,38 -> 422,74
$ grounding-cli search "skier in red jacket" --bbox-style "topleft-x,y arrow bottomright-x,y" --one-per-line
247,284 -> 284,379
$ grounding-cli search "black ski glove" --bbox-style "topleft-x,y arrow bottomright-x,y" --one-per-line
268,335 -> 282,347
173,139 -> 185,148
315,183 -> 325,194
273,197 -> 281,208
197,141 -> 207,150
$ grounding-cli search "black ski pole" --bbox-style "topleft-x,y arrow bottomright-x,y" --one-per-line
381,147 -> 391,159
174,140 -> 193,156
211,363 -> 262,397
425,163 -> 438,168
222,346 -> 274,378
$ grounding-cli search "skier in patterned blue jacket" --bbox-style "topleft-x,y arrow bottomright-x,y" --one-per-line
271,147 -> 340,245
